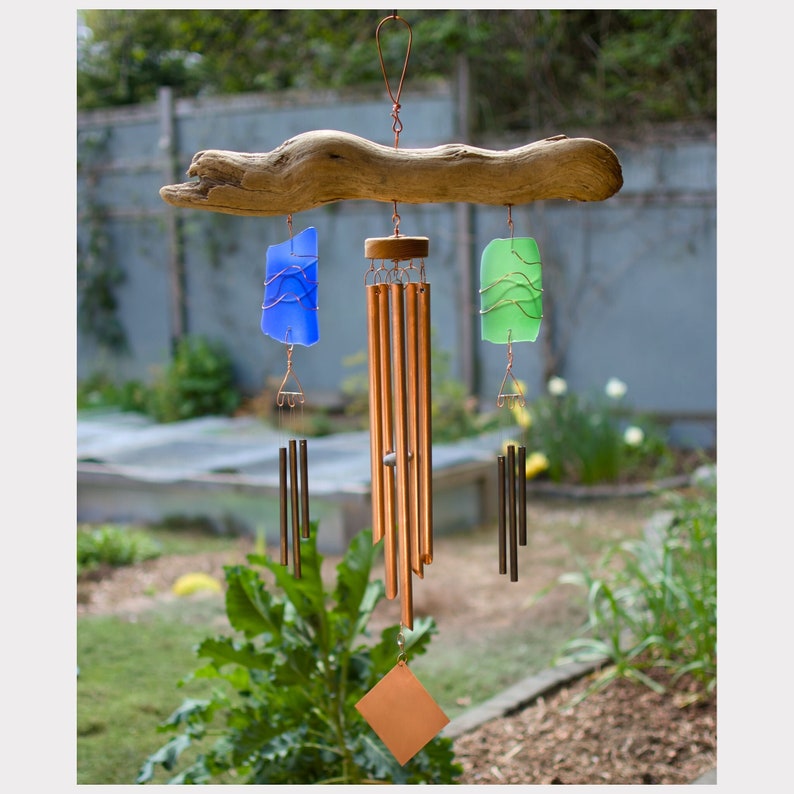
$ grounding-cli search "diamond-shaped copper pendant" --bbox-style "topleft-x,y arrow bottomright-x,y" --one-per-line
355,661 -> 450,766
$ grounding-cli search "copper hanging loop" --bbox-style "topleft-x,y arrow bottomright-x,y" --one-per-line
497,330 -> 526,409
287,213 -> 293,238
392,203 -> 401,237
375,13 -> 413,149
507,205 -> 515,239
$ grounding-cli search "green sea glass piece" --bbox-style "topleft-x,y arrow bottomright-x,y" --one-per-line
479,237 -> 543,343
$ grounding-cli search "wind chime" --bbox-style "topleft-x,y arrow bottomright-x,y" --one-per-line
159,7 -> 623,769
260,216 -> 318,578
353,15 -> 451,764
479,206 -> 543,582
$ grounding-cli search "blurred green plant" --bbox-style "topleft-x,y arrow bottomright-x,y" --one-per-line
77,372 -> 148,412
77,524 -> 162,576
145,335 -> 241,423
137,527 -> 461,785
554,477 -> 717,704
524,376 -> 676,485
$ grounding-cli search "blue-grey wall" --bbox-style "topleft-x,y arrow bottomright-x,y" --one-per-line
77,84 -> 716,447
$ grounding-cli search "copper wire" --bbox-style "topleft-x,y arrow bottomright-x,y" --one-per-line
276,340 -> 306,409
375,13 -> 412,149
496,332 -> 527,409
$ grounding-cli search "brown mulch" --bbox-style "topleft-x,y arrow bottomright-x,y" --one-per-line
453,665 -> 716,785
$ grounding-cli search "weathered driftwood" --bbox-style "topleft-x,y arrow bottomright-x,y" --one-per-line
160,129 -> 622,216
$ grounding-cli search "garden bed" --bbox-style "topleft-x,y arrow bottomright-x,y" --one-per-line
78,491 -> 715,784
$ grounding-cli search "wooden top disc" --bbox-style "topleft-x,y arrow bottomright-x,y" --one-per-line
365,236 -> 429,261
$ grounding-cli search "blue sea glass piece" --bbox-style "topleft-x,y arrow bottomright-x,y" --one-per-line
261,227 -> 319,347
479,237 -> 543,344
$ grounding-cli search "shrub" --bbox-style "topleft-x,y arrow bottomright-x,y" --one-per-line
525,376 -> 676,484
145,335 -> 241,423
77,372 -> 148,413
77,524 -> 162,576
554,476 -> 717,703
137,527 -> 462,784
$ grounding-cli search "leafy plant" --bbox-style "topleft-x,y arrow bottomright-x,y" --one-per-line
77,372 -> 148,412
77,524 -> 162,576
145,335 -> 241,423
554,477 -> 716,703
137,527 -> 462,784
525,376 -> 676,484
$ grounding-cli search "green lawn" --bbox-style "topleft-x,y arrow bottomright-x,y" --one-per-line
77,599 -> 229,785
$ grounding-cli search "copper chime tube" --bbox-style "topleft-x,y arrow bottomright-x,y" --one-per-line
405,281 -> 423,578
417,282 -> 433,564
366,284 -> 386,545
390,280 -> 414,629
377,283 -> 398,600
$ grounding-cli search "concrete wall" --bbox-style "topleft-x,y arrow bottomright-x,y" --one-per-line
77,84 -> 716,447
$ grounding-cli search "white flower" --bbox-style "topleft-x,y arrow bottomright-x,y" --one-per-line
605,377 -> 627,400
623,425 -> 644,447
547,376 -> 567,396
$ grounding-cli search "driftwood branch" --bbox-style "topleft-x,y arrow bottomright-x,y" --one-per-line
160,130 -> 623,217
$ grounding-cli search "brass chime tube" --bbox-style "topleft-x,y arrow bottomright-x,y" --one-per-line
299,439 -> 311,539
390,280 -> 414,630
289,439 -> 302,578
508,444 -> 518,582
366,284 -> 386,545
518,445 -> 527,546
377,283 -> 398,600
405,282 -> 423,578
279,446 -> 288,566
497,454 -> 507,574
417,281 -> 433,564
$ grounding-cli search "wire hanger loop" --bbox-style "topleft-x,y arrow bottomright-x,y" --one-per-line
375,13 -> 413,148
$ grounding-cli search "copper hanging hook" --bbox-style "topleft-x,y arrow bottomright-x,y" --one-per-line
375,13 -> 413,149
496,330 -> 526,409
276,331 -> 306,408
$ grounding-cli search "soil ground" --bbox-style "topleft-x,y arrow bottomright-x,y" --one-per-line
77,491 -> 716,785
